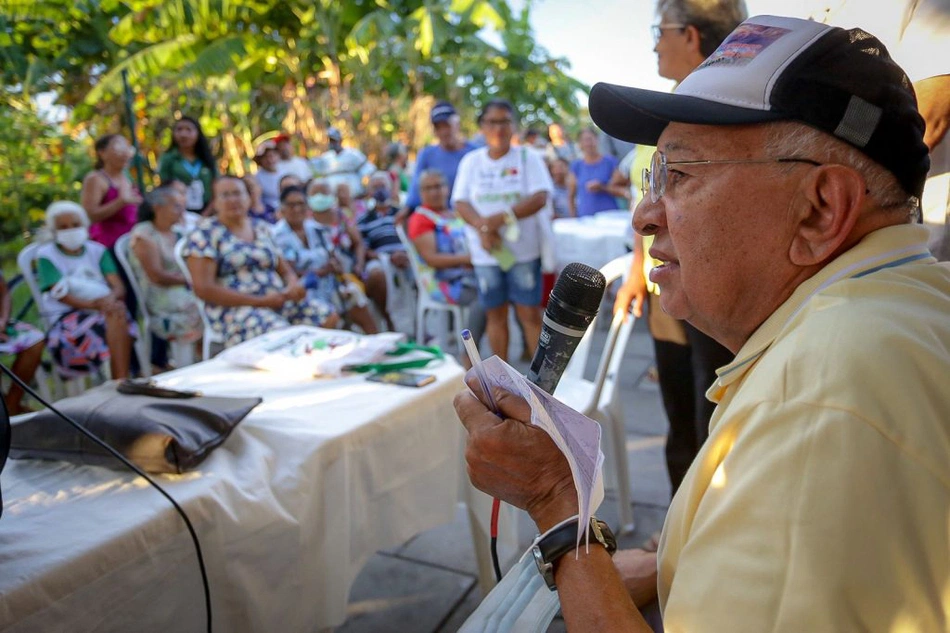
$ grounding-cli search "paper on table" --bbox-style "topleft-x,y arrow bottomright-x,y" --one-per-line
218,326 -> 405,377
480,356 -> 605,550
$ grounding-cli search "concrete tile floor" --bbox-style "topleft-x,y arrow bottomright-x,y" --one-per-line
337,317 -> 671,633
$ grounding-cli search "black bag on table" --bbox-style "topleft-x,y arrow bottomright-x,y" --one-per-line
9,380 -> 261,474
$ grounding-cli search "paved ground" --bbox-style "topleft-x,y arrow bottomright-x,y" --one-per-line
336,315 -> 671,633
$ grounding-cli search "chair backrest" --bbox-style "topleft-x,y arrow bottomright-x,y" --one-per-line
113,233 -> 151,335
173,238 -> 194,286
600,308 -> 635,413
561,253 -> 633,382
395,223 -> 434,299
16,243 -> 50,329
173,238 -> 219,341
590,254 -> 636,411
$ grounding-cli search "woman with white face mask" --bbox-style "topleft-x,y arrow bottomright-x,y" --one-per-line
34,201 -> 136,379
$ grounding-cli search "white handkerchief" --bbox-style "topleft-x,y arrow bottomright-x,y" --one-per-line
480,356 -> 605,549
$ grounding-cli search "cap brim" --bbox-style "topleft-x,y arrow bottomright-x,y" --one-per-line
589,82 -> 785,146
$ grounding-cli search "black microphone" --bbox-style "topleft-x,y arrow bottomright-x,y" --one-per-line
527,262 -> 607,394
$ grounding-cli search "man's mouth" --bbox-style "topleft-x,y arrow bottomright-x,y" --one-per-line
649,248 -> 679,281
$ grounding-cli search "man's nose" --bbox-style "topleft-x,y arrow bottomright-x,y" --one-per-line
633,197 -> 664,236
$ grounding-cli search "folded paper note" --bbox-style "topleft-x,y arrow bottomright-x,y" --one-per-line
480,356 -> 605,550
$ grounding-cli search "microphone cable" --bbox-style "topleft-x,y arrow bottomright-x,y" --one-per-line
490,497 -> 502,582
0,364 -> 212,633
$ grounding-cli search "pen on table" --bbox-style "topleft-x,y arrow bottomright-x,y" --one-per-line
460,329 -> 500,413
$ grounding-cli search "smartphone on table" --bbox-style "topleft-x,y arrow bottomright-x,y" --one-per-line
366,371 -> 437,388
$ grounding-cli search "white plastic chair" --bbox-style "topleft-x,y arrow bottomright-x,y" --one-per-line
115,233 -> 195,370
16,243 -> 142,397
395,224 -> 467,348
3,264 -> 53,403
113,234 -> 152,378
553,254 -> 636,533
173,238 -> 224,360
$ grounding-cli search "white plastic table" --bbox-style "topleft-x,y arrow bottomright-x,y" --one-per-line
0,355 -> 498,632
553,210 -> 632,272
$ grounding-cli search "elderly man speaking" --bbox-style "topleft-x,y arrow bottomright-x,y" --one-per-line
454,15 -> 950,632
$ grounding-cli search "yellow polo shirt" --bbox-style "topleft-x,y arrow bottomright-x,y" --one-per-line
657,224 -> 950,631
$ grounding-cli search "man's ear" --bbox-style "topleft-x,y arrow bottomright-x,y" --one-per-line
684,25 -> 703,57
788,165 -> 866,266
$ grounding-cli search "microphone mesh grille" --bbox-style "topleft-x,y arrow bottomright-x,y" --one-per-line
551,262 -> 607,315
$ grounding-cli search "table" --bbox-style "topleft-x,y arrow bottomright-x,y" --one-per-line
552,210 -> 633,272
0,356 -> 486,632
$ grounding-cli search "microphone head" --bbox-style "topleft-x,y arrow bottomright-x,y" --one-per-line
547,262 -> 607,328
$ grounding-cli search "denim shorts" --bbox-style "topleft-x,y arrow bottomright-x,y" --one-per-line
473,258 -> 542,309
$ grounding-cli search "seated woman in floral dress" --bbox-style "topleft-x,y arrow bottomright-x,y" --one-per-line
181,176 -> 339,348
128,186 -> 204,363
35,201 -> 137,379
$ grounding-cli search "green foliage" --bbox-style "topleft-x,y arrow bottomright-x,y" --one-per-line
0,0 -> 587,261
0,103 -> 92,267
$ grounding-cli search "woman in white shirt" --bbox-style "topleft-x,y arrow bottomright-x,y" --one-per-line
452,99 -> 553,362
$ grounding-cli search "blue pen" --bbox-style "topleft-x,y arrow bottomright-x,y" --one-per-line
460,329 -> 500,413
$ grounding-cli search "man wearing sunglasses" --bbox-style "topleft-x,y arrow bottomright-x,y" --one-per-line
456,15 -> 950,632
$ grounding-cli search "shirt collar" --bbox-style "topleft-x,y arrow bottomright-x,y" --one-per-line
708,224 -> 935,401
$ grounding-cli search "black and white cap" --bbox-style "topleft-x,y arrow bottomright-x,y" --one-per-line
590,15 -> 930,198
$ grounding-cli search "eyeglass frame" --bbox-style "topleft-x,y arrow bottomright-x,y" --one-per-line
640,150 -> 823,203
651,23 -> 687,44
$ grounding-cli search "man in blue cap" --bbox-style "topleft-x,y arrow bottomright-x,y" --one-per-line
403,101 -> 479,213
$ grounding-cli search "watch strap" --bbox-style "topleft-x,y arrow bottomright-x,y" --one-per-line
532,516 -> 617,591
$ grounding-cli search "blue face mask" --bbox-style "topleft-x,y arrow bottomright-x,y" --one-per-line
372,189 -> 389,204
308,193 -> 335,212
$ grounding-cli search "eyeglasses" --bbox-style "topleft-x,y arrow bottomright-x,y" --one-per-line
651,23 -> 687,44
420,183 -> 446,191
482,118 -> 514,128
641,150 -> 823,203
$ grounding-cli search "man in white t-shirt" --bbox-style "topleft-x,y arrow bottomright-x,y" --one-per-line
274,133 -> 313,182
452,99 -> 554,362
311,127 -> 376,198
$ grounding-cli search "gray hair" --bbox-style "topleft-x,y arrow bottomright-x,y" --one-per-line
370,170 -> 391,186
306,177 -> 330,194
418,169 -> 447,185
145,186 -> 177,208
764,121 -> 919,221
656,0 -> 748,57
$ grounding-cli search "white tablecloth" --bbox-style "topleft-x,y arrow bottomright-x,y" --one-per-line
553,210 -> 632,272
0,357 -> 469,632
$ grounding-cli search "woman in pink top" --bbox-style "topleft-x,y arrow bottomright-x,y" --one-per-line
80,134 -> 142,249
80,134 -> 144,370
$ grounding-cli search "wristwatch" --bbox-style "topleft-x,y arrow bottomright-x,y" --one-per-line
531,515 -> 617,591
